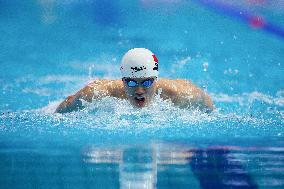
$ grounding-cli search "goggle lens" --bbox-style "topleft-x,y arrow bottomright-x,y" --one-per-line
141,79 -> 153,87
127,80 -> 137,87
125,79 -> 154,88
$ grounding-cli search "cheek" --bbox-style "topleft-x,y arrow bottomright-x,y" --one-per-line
146,88 -> 155,96
124,87 -> 134,97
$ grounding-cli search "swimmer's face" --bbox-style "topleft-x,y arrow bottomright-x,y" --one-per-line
122,77 -> 157,108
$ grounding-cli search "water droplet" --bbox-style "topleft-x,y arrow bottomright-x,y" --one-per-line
203,62 -> 209,72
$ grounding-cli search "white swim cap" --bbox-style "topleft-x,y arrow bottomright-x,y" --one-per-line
120,48 -> 159,78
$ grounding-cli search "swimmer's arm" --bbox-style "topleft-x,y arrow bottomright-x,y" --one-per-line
176,81 -> 214,112
158,79 -> 214,112
55,84 -> 95,113
55,80 -> 124,113
179,86 -> 214,113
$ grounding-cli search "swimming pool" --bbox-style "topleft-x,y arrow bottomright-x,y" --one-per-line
0,0 -> 283,188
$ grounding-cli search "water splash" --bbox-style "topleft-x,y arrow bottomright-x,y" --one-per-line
1,93 -> 282,147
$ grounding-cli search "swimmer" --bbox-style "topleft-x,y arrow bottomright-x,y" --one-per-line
55,48 -> 214,113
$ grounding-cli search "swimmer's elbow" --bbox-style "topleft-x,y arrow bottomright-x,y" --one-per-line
187,92 -> 214,113
203,94 -> 214,113
55,107 -> 67,114
55,95 -> 83,114
204,104 -> 214,114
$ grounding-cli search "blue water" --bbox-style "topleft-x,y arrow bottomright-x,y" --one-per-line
0,0 -> 284,188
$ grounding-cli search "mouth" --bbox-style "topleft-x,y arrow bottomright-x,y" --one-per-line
134,96 -> 146,107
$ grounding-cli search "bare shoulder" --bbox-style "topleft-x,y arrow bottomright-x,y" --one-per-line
55,79 -> 125,113
156,78 -> 214,112
157,78 -> 195,85
87,79 -> 126,99
156,78 -> 199,93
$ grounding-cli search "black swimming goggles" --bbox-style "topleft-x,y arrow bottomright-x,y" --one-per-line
123,78 -> 156,88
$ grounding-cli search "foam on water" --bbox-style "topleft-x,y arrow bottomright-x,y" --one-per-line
1,92 -> 283,147
212,91 -> 284,106
1,67 -> 283,147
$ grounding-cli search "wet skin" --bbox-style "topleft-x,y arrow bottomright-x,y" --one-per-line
55,78 -> 214,113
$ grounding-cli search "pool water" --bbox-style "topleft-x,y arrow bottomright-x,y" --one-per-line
0,0 -> 283,188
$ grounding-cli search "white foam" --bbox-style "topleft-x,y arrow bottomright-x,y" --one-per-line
212,91 -> 284,106
35,100 -> 62,114
68,60 -> 121,79
29,89 -> 283,134
170,56 -> 192,74
37,95 -> 216,129
38,0 -> 57,24
22,87 -> 51,96
14,74 -> 87,85
38,75 -> 87,84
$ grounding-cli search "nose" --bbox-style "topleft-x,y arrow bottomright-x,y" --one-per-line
135,87 -> 145,95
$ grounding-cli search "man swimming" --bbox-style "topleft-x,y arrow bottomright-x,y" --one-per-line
55,48 -> 214,113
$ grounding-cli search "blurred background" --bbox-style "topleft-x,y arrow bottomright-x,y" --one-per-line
1,2 -> 284,188
0,0 -> 283,112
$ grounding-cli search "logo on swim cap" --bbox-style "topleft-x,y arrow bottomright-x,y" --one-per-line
120,48 -> 159,78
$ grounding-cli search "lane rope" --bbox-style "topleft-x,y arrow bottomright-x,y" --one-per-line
193,0 -> 284,40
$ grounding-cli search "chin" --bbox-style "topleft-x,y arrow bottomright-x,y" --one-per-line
134,102 -> 147,108
132,99 -> 147,108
